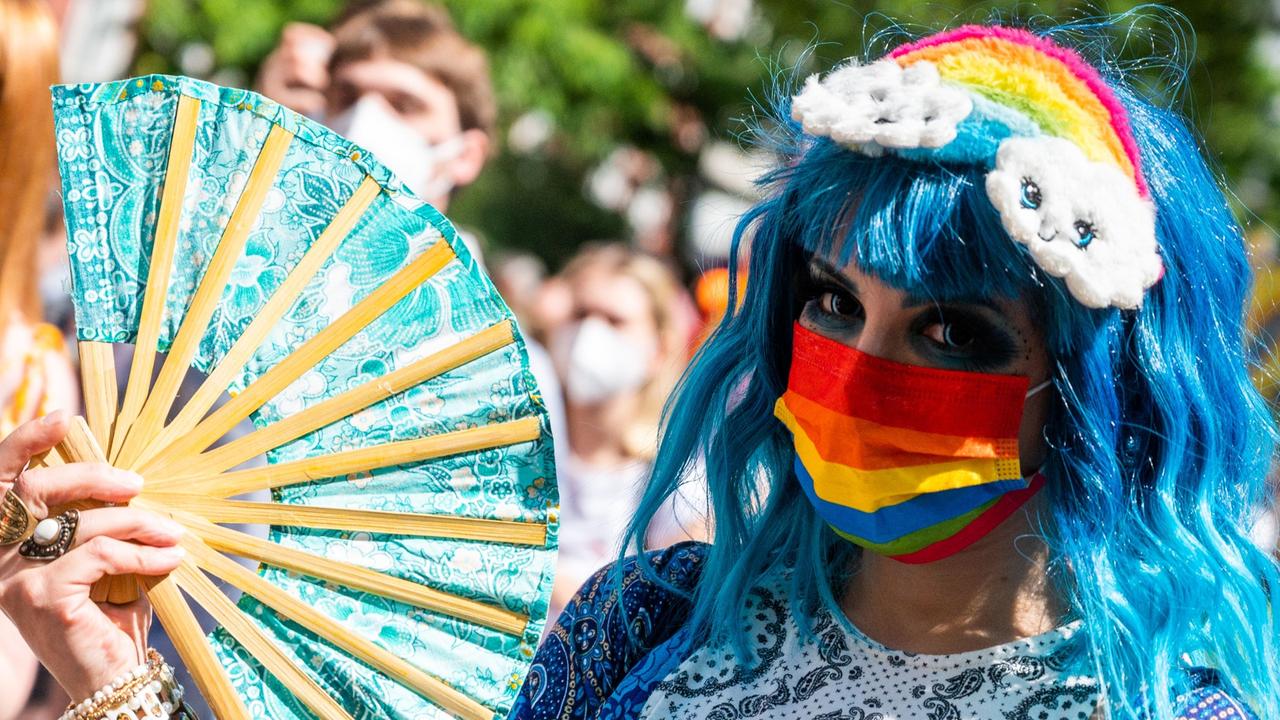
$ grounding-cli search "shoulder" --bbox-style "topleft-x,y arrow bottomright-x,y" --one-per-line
1171,669 -> 1259,720
508,542 -> 707,719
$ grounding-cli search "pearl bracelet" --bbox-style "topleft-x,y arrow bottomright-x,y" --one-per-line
59,649 -> 189,720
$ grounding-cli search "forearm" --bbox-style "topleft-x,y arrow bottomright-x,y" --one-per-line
0,614 -> 38,720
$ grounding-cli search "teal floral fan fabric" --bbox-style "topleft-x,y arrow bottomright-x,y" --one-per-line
52,75 -> 558,720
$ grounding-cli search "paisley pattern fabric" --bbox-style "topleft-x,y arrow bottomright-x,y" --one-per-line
53,75 -> 557,719
511,543 -> 1256,720
509,543 -> 706,719
640,579 -> 1101,720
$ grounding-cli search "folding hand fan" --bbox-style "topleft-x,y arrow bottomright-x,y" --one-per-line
47,75 -> 559,720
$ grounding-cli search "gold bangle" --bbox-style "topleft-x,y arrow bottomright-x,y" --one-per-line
60,649 -> 185,720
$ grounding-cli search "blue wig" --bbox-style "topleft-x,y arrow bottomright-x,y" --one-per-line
619,16 -> 1280,718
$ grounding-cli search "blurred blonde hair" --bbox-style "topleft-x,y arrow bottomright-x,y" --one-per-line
560,243 -> 689,460
0,0 -> 59,323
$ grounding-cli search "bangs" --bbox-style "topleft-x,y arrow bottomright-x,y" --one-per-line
780,138 -> 1044,305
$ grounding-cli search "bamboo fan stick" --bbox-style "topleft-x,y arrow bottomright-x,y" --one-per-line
109,96 -> 201,461
188,320 -> 515,478
171,511 -> 528,636
141,575 -> 252,720
182,537 -> 493,720
129,178 -> 383,472
137,494 -> 547,546
148,416 -> 541,498
140,242 -> 456,478
114,125 -> 295,470
171,563 -> 354,720
29,445 -> 66,469
78,341 -> 117,447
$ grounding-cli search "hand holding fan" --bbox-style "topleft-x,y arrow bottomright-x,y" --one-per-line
48,75 -> 558,719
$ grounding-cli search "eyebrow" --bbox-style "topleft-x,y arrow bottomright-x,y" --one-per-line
808,257 -> 1006,315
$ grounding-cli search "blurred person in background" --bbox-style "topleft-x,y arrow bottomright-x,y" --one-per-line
257,0 -> 491,217
0,1 -> 77,718
545,243 -> 708,622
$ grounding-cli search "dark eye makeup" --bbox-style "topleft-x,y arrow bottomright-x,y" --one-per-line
797,260 -> 1021,372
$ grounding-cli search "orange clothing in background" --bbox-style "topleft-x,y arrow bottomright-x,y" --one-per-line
1,320 -> 76,435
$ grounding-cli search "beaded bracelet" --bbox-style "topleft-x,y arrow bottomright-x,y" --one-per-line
59,649 -> 190,720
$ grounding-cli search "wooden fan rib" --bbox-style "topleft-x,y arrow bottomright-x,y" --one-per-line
171,511 -> 528,636
114,125 -> 295,470
78,341 -> 117,449
138,494 -> 546,546
182,536 -> 493,720
146,416 -> 541,498
109,96 -> 202,461
140,241 -> 456,479
142,574 -> 252,720
128,177 -> 384,472
189,320 -> 516,478
171,562 -> 354,720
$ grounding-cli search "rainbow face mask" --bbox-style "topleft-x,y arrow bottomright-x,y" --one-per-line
774,323 -> 1046,563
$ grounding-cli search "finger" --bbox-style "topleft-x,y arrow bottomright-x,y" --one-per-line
74,507 -> 184,549
283,57 -> 328,94
13,464 -> 142,518
54,537 -> 185,587
0,412 -> 68,479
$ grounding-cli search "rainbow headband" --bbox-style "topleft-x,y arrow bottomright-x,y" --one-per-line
792,26 -> 1162,309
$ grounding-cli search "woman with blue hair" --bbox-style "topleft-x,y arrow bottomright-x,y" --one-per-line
510,19 -> 1280,720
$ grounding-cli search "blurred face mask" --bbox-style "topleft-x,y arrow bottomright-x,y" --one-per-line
554,316 -> 656,405
326,95 -> 465,200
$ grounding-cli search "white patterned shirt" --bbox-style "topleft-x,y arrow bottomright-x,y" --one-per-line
639,577 -> 1099,720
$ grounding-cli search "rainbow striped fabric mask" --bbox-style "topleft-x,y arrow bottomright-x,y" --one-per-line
774,323 -> 1045,563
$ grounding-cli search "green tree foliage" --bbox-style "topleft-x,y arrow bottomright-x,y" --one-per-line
133,0 -> 1280,268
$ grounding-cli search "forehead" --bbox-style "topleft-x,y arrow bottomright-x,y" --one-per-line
571,268 -> 652,318
332,58 -> 459,112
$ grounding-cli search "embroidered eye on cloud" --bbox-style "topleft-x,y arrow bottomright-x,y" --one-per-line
791,25 -> 1162,310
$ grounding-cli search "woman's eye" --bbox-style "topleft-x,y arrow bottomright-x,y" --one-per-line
1020,178 -> 1042,210
819,290 -> 860,318
1073,220 -> 1096,248
923,322 -> 975,349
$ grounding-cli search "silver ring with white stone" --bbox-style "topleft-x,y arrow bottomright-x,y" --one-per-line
18,509 -> 79,561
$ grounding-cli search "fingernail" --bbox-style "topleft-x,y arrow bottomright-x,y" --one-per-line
160,546 -> 186,562
41,411 -> 64,426
118,471 -> 144,489
160,520 -> 185,539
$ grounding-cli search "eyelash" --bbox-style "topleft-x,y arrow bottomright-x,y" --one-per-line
798,272 -> 1018,371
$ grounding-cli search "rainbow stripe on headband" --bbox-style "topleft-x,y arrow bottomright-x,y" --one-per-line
890,26 -> 1147,198
791,25 -> 1163,310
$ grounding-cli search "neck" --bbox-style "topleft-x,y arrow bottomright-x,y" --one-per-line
838,497 -> 1064,654
567,393 -> 641,467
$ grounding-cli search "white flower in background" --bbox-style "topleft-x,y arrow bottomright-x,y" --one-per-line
791,59 -> 973,151
985,137 -> 1161,309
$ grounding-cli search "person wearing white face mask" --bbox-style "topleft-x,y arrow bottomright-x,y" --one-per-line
257,0 -> 492,214
544,243 -> 709,624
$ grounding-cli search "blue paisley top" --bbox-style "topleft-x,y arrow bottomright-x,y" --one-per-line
507,543 -> 1257,720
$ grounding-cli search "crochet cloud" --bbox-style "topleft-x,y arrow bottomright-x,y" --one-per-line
985,137 -> 1161,309
790,59 -> 973,153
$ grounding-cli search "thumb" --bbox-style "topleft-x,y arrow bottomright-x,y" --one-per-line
0,412 -> 68,479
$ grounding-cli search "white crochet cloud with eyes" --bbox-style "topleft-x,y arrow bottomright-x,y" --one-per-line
985,137 -> 1162,309
791,59 -> 973,151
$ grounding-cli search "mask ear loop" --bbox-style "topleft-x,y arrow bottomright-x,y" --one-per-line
1025,378 -> 1054,398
